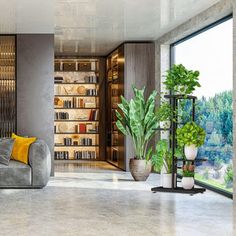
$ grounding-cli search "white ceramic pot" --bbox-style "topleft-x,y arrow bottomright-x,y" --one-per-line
182,177 -> 194,189
184,144 -> 198,160
162,173 -> 176,188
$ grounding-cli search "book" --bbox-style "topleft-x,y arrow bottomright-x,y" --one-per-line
79,124 -> 86,133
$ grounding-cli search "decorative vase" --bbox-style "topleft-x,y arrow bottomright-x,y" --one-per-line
184,144 -> 198,160
182,177 -> 194,189
162,173 -> 176,188
129,159 -> 152,181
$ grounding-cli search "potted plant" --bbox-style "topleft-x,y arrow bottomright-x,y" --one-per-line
224,164 -> 233,189
152,139 -> 175,188
176,121 -> 206,160
115,86 -> 159,181
163,64 -> 200,95
156,101 -> 173,129
182,163 -> 195,189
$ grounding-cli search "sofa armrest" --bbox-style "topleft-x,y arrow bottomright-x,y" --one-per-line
28,139 -> 51,187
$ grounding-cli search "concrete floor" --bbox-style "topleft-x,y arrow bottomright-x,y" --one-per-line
0,161 -> 234,236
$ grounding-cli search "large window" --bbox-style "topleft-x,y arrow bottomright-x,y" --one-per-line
171,16 -> 233,195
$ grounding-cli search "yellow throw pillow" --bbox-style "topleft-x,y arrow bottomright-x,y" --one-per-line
11,133 -> 37,164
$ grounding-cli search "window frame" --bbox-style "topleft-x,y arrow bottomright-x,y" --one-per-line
170,14 -> 233,199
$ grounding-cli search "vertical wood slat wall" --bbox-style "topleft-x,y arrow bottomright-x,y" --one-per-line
0,36 -> 16,137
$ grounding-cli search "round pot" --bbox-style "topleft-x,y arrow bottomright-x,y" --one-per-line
162,173 -> 176,188
184,144 -> 198,160
129,159 -> 152,181
182,177 -> 194,189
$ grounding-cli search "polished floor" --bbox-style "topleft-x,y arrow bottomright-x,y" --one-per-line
0,161 -> 234,236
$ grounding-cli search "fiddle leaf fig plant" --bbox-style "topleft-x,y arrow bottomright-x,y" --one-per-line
163,64 -> 200,95
176,121 -> 206,147
116,86 -> 159,160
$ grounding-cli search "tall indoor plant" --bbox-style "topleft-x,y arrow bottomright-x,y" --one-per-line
163,64 -> 200,95
176,121 -> 206,160
116,86 -> 159,181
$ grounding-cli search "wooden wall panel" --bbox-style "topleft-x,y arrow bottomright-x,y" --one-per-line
124,43 -> 155,171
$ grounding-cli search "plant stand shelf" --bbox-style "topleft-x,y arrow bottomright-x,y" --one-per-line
152,94 -> 206,195
151,186 -> 206,195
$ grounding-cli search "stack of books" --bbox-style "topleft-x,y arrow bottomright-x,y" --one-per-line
55,76 -> 63,83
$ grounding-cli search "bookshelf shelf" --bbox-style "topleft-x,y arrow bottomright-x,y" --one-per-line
54,107 -> 99,109
55,132 -> 99,134
55,70 -> 99,73
54,120 -> 98,122
54,57 -> 104,161
55,145 -> 99,147
55,83 -> 99,85
54,95 -> 99,97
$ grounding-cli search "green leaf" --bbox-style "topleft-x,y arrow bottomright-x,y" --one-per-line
116,120 -> 129,135
146,147 -> 153,161
115,110 -> 123,121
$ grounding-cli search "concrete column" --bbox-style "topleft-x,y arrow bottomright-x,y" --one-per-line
17,34 -> 54,175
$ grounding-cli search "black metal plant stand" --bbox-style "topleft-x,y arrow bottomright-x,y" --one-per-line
151,94 -> 206,195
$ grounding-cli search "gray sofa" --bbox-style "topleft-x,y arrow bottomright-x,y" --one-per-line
0,139 -> 51,188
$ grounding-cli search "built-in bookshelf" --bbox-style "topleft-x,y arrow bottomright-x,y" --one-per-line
54,58 -> 104,161
106,48 -> 125,169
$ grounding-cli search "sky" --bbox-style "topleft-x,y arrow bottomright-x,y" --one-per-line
174,18 -> 233,99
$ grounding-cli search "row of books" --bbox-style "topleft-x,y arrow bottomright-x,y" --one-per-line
54,151 -> 69,160
89,109 -> 99,121
55,112 -> 69,120
75,123 -> 98,133
54,110 -> 98,121
72,98 -> 97,108
84,75 -> 98,83
80,138 -> 93,146
74,151 -> 97,159
86,89 -> 98,96
64,138 -> 73,146
54,76 -> 99,84
54,124 -> 98,133
54,151 -> 97,160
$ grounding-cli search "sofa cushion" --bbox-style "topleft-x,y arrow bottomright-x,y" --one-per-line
0,138 -> 15,165
11,133 -> 37,165
0,160 -> 31,186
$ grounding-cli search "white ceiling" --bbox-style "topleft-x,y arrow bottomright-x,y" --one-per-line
0,0 -> 221,56
0,0 -> 54,33
55,0 -> 220,56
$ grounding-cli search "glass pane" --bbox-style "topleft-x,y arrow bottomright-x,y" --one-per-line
172,18 -> 233,194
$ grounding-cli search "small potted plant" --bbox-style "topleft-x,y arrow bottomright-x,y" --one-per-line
163,64 -> 200,95
157,101 -> 173,129
177,121 -> 206,160
152,139 -> 181,188
182,162 -> 195,189
116,86 -> 160,181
